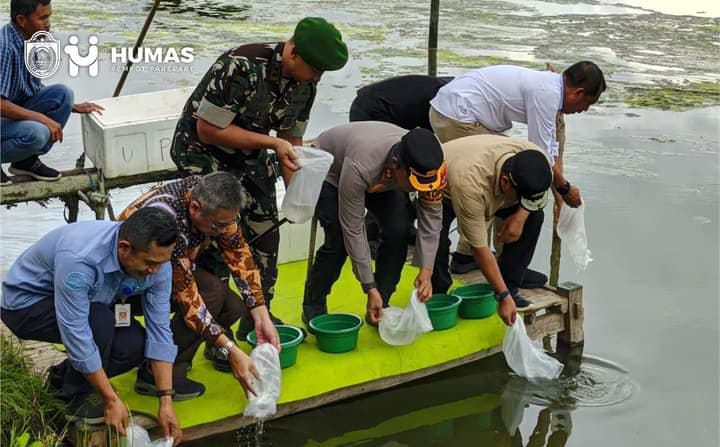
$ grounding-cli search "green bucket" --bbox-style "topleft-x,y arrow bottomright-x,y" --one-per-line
309,313 -> 363,353
247,325 -> 304,369
426,294 -> 461,330
452,283 -> 496,319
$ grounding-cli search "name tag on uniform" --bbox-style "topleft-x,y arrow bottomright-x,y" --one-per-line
114,303 -> 131,327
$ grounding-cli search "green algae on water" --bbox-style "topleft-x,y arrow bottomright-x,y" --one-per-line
624,81 -> 720,110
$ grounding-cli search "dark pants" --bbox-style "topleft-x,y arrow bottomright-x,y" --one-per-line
1,299 -> 145,399
171,268 -> 248,364
432,199 -> 544,294
303,182 -> 411,316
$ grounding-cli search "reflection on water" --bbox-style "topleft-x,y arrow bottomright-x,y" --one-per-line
189,344 -> 636,447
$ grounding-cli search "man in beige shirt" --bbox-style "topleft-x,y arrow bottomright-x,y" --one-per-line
432,135 -> 552,325
304,122 -> 445,325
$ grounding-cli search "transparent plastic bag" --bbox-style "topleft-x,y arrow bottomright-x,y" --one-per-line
243,343 -> 281,419
281,146 -> 334,223
122,424 -> 173,447
379,290 -> 433,346
556,203 -> 592,271
502,318 -> 563,380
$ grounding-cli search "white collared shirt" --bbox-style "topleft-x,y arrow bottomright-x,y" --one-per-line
430,65 -> 563,159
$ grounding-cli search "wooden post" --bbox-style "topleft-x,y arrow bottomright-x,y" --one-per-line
556,281 -> 584,345
428,0 -> 440,77
546,63 -> 565,287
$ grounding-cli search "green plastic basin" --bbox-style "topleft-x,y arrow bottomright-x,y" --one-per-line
426,294 -> 461,330
247,324 -> 304,369
309,313 -> 363,353
452,283 -> 496,319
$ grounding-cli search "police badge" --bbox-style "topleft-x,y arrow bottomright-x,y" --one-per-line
24,30 -> 60,79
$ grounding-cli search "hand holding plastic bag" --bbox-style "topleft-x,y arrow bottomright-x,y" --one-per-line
123,424 -> 173,447
281,146 -> 334,223
502,318 -> 563,380
556,203 -> 592,271
379,290 -> 433,346
243,344 -> 281,419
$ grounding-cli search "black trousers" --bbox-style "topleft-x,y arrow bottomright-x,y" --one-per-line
303,182 -> 411,316
171,268 -> 247,365
1,299 -> 146,399
432,198 -> 544,294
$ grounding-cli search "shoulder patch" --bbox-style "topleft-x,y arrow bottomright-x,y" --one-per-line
63,271 -> 93,291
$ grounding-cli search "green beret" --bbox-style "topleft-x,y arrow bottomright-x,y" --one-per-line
293,17 -> 348,71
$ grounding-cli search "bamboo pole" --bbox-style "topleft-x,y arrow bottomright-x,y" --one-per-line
112,0 -> 162,97
428,0 -> 440,77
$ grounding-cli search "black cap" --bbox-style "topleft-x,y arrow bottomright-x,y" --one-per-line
397,128 -> 444,192
507,150 -> 552,211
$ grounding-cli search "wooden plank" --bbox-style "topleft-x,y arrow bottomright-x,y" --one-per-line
1,169 -> 180,205
557,281 -> 584,345
524,312 -> 565,340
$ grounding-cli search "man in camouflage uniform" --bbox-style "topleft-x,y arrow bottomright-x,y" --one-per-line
171,17 -> 348,330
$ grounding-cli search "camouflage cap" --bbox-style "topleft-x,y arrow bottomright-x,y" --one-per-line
293,17 -> 348,71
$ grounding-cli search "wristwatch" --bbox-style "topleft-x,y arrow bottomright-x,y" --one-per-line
557,181 -> 571,195
495,290 -> 511,303
218,339 -> 235,357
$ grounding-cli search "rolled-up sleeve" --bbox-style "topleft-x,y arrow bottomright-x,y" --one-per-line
53,251 -> 102,374
141,263 -> 177,363
526,88 -> 559,161
194,56 -> 252,129
338,162 -> 374,286
452,193 -> 490,249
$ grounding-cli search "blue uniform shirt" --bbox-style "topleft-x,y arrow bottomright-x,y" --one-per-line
0,23 -> 43,103
1,220 -> 177,374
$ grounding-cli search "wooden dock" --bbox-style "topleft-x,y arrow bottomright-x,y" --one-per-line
2,273 -> 582,445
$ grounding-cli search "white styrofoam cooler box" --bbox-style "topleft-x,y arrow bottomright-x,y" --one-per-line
275,180 -> 324,264
81,88 -> 194,178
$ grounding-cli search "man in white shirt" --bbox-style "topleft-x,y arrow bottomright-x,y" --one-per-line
429,61 -> 605,276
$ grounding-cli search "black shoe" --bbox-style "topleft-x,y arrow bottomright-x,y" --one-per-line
1,168 -> 11,186
510,289 -> 532,310
450,252 -> 478,274
9,156 -> 61,181
269,312 -> 284,325
521,269 -> 548,288
236,317 -> 254,342
204,344 -> 231,373
46,361 -> 67,393
135,361 -> 205,401
66,392 -> 105,424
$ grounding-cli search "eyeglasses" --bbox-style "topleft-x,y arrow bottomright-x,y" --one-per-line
202,208 -> 237,232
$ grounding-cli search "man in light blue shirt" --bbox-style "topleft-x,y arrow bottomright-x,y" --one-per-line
429,61 -> 606,277
2,208 -> 182,443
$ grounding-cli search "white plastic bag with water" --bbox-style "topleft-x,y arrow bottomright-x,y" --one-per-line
379,290 -> 433,346
243,343 -> 281,419
502,318 -> 563,380
556,203 -> 592,271
123,424 -> 173,447
281,146 -> 334,223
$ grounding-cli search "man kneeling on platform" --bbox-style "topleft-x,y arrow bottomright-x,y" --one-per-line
431,135 -> 553,326
118,173 -> 280,400
1,208 -> 182,441
303,122 -> 445,326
